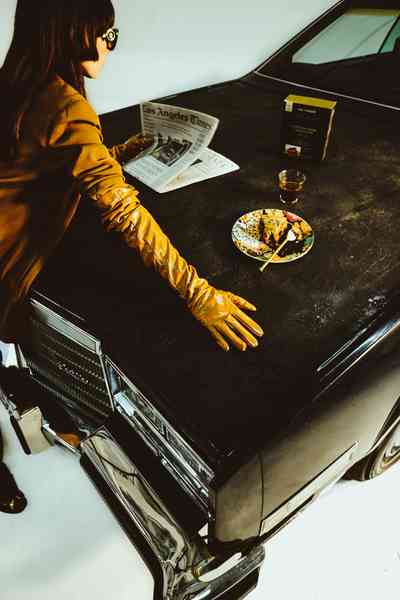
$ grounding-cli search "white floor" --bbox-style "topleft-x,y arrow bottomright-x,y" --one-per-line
1,401 -> 399,600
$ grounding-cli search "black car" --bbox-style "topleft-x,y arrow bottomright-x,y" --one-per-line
1,1 -> 400,598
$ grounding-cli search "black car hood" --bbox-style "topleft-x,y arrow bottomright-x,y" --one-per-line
34,75 -> 400,472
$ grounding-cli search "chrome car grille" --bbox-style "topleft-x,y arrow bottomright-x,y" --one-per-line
22,297 -> 214,516
22,299 -> 112,420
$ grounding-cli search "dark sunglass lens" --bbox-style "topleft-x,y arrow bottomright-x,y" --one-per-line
109,28 -> 118,50
102,28 -> 118,50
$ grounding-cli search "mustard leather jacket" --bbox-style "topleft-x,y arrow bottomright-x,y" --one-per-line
0,75 -> 141,341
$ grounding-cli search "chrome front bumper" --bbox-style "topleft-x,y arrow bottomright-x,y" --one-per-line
81,426 -> 265,600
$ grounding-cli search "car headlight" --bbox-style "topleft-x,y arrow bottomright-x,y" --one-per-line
105,358 -> 215,514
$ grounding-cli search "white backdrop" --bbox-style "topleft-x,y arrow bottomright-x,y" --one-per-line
0,0 -> 337,114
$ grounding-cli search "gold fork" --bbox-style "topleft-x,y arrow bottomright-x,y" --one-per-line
259,230 -> 296,273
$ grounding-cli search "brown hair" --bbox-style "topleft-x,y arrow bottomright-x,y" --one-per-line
0,0 -> 115,160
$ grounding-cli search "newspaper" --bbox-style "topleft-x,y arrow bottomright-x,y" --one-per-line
123,102 -> 239,193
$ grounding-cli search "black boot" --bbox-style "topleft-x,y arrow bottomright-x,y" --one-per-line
0,462 -> 27,514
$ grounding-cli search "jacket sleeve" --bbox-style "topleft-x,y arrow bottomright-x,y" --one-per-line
47,95 -> 140,221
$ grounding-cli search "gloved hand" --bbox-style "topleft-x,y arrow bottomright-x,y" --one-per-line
100,191 -> 264,351
188,287 -> 263,351
108,133 -> 154,165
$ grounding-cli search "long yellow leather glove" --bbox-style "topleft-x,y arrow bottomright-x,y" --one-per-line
99,189 -> 264,351
108,133 -> 154,165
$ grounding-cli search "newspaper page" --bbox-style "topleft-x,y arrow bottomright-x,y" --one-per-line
162,148 -> 239,192
123,102 -> 218,193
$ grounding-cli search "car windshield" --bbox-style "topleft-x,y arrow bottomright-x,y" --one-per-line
257,3 -> 400,108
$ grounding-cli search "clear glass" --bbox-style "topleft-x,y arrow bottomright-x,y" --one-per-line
278,169 -> 306,205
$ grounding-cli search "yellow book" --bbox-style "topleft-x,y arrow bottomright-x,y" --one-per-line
282,94 -> 337,160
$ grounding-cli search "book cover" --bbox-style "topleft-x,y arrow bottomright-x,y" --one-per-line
281,95 -> 337,160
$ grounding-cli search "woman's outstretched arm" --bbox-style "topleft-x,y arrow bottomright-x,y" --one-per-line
48,95 -> 264,351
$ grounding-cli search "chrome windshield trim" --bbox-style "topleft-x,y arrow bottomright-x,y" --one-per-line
253,72 -> 400,112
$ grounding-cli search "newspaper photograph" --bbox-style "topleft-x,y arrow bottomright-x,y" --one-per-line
123,102 -> 239,193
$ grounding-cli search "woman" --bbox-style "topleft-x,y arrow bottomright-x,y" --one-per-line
0,0 -> 264,512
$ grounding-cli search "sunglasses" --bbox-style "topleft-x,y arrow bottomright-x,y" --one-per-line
101,27 -> 119,51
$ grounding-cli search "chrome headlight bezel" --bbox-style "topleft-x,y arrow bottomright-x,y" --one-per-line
104,357 -> 215,515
